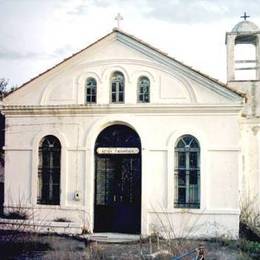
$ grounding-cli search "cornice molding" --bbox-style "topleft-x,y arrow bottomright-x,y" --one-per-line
1,104 -> 243,116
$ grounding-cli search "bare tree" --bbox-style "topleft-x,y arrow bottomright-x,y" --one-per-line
0,78 -> 9,98
0,78 -> 9,92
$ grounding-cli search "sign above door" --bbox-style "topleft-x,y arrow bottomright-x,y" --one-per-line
97,147 -> 139,154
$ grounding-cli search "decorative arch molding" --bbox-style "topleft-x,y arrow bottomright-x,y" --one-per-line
75,71 -> 102,85
101,65 -> 131,84
166,128 -> 207,150
131,70 -> 156,83
84,115 -> 146,232
40,81 -> 55,105
32,129 -> 68,149
40,76 -> 76,105
84,115 -> 147,150
166,128 -> 208,211
78,59 -> 196,103
159,71 -> 197,103
31,129 -> 68,207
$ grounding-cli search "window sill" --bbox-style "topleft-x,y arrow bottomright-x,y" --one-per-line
35,204 -> 61,209
147,208 -> 240,215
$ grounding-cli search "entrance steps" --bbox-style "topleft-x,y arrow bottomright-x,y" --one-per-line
87,233 -> 140,243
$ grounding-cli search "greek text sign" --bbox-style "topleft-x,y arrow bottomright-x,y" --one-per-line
97,147 -> 139,154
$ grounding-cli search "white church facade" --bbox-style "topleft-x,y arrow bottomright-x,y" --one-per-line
1,18 -> 260,238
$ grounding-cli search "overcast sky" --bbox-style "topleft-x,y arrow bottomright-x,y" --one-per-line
1,0 -> 260,87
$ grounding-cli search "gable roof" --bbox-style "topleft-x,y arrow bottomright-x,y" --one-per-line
4,27 -> 244,100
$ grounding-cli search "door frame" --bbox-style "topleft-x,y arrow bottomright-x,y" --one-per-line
93,124 -> 142,234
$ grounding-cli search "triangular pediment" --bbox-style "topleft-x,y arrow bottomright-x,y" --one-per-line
3,28 -> 244,106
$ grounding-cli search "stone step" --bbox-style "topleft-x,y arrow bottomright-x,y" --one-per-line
87,233 -> 141,243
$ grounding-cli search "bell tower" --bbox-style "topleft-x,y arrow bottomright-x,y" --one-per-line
226,13 -> 260,82
227,14 -> 260,211
226,14 -> 260,117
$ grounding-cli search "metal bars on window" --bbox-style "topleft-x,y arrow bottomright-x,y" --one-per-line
111,71 -> 124,103
86,77 -> 97,103
37,135 -> 61,205
138,76 -> 150,103
174,135 -> 200,208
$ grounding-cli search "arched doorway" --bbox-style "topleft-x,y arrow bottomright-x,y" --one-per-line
94,124 -> 141,234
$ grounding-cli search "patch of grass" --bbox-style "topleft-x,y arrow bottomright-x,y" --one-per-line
239,239 -> 260,259
0,233 -> 51,259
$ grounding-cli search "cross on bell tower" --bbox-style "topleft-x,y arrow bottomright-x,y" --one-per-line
115,13 -> 123,29
240,12 -> 250,21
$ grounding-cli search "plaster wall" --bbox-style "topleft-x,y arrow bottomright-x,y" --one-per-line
4,39 -> 239,107
2,31 -> 244,238
4,112 -> 241,237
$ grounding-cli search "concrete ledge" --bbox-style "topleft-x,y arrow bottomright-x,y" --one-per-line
87,233 -> 141,243
0,218 -> 82,234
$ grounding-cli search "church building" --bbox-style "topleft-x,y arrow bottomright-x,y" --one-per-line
1,16 -> 260,238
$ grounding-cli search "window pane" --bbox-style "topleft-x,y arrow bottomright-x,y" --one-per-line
178,170 -> 186,185
175,135 -> 200,209
190,152 -> 198,168
190,170 -> 198,185
86,77 -> 97,104
178,188 -> 186,204
119,82 -> 124,92
183,136 -> 192,146
112,93 -> 116,102
144,93 -> 149,102
178,152 -> 186,168
38,135 -> 61,205
138,77 -> 150,103
119,93 -> 124,102
112,83 -> 116,92
177,139 -> 185,148
111,72 -> 125,103
190,139 -> 199,148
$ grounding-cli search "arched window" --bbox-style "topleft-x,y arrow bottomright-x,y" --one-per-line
174,135 -> 200,208
138,76 -> 150,103
111,71 -> 124,103
38,135 -> 61,205
86,77 -> 97,103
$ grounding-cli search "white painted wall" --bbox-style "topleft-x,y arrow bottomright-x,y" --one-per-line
3,111 -> 241,238
2,30 -> 243,238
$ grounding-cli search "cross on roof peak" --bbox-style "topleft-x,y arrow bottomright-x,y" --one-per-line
240,12 -> 250,21
115,13 -> 123,28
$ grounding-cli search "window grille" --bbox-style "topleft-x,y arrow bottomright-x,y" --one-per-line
174,135 -> 200,208
138,76 -> 150,103
86,77 -> 97,103
111,72 -> 124,103
37,135 -> 61,205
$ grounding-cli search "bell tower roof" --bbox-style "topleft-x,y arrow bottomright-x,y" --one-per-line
232,20 -> 259,33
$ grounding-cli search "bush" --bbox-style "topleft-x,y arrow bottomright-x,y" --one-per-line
239,239 -> 260,259
240,198 -> 260,242
3,210 -> 28,220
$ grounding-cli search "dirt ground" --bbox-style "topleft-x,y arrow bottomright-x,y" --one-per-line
0,231 -> 257,260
